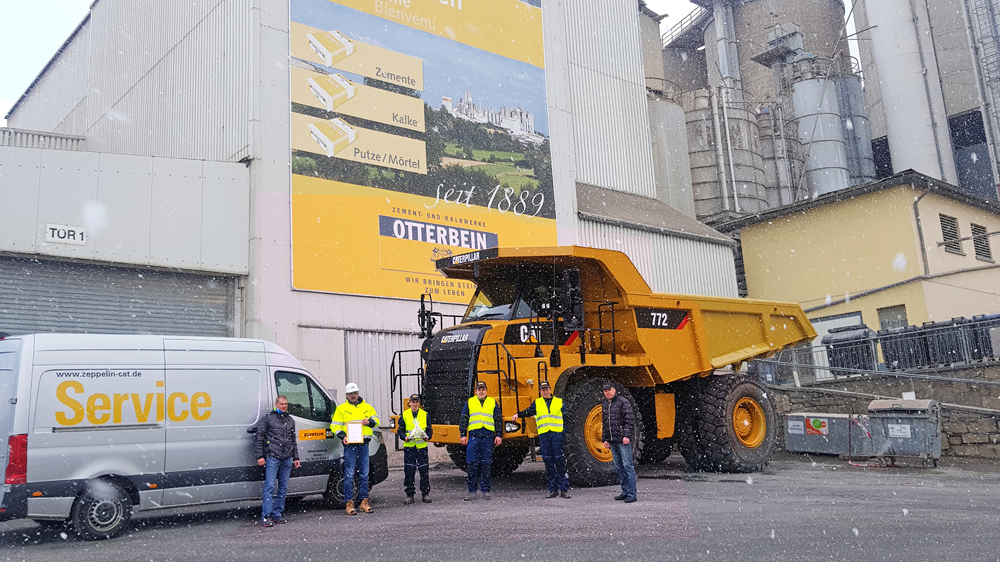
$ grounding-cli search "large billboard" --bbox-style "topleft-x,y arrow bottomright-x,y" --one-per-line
289,0 -> 554,303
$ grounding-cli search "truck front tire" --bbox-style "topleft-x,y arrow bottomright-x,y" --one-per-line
678,375 -> 776,473
562,377 -> 642,487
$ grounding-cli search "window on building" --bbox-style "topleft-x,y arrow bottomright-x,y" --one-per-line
877,305 -> 908,330
949,112 -> 997,201
872,136 -> 892,180
971,223 -> 993,261
939,214 -> 963,254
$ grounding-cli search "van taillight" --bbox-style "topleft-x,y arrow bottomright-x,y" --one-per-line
5,435 -> 27,484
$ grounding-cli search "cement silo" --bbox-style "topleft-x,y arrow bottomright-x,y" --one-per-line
649,86 -> 697,217
701,0 -> 847,102
791,57 -> 850,195
834,72 -> 876,185
862,0 -> 959,184
682,88 -> 768,221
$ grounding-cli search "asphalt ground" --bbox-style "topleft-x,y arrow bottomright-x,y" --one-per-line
1,452 -> 999,561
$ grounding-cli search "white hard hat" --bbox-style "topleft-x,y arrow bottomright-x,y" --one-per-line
345,382 -> 360,394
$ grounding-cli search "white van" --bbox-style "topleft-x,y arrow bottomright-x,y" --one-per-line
0,334 -> 387,539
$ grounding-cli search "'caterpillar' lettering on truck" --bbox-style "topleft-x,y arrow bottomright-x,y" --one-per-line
55,380 -> 212,425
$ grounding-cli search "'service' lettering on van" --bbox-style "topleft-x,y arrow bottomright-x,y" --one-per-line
55,380 -> 212,426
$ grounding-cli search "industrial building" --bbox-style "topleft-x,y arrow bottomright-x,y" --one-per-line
659,0 -> 1000,226
0,0 -> 739,419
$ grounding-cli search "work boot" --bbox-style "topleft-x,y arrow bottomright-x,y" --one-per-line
482,492 -> 492,500
614,494 -> 628,501
560,490 -> 572,499
546,491 -> 559,499
345,500 -> 357,516
404,495 -> 415,505
464,491 -> 477,501
359,498 -> 374,513
422,493 -> 432,504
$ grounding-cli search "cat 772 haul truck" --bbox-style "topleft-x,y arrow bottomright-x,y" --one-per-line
390,246 -> 816,486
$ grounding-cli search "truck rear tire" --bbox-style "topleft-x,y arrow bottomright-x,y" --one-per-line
71,481 -> 132,540
678,375 -> 776,473
639,438 -> 672,465
562,377 -> 642,487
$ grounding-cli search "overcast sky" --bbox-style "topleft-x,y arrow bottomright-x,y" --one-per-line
2,1 -> 859,127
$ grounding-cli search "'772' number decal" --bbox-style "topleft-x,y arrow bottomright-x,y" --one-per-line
635,308 -> 690,330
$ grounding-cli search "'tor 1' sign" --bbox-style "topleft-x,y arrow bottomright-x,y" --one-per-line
45,223 -> 88,246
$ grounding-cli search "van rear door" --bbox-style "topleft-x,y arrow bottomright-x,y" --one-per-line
161,339 -> 266,506
0,337 -> 22,504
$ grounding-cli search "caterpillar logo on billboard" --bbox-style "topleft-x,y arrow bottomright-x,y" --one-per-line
290,0 -> 556,302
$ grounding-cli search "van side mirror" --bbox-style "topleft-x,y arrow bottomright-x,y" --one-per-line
560,268 -> 585,331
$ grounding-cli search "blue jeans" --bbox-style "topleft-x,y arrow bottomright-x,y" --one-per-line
343,443 -> 370,501
466,429 -> 495,493
261,456 -> 293,519
609,442 -> 636,500
538,432 -> 569,492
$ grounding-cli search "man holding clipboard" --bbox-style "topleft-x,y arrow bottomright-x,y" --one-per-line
331,382 -> 380,515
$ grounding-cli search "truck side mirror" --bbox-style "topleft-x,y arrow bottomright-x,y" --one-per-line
561,268 -> 585,331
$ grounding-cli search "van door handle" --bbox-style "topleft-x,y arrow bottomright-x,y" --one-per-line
247,427 -> 258,434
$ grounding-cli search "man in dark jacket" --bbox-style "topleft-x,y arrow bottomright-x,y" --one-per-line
601,382 -> 637,503
255,395 -> 301,527
459,381 -> 504,501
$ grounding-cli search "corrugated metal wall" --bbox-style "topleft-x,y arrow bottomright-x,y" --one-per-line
578,219 -> 738,297
564,0 -> 657,197
6,20 -> 91,135
344,330 -> 423,422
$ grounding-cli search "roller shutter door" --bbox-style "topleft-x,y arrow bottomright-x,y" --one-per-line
0,256 -> 235,337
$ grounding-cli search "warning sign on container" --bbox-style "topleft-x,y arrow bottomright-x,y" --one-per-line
887,424 -> 912,438
806,418 -> 829,435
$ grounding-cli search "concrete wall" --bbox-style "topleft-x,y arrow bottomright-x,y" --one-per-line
0,146 -> 249,274
662,48 -> 708,91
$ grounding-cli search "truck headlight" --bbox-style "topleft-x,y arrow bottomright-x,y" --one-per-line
504,421 -> 520,433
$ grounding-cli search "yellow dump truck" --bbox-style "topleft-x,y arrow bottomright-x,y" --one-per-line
389,246 -> 816,486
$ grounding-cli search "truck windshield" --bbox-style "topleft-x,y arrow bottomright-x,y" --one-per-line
462,264 -> 557,322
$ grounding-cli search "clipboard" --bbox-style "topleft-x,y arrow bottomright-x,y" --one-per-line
346,420 -> 365,444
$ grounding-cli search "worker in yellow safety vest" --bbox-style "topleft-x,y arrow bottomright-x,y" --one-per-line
330,382 -> 379,515
512,380 -> 570,498
459,381 -> 503,501
395,393 -> 433,504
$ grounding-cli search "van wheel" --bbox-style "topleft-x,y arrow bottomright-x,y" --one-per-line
324,470 -> 359,509
71,481 -> 132,540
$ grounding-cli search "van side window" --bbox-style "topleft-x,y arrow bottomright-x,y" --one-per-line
274,371 -> 331,423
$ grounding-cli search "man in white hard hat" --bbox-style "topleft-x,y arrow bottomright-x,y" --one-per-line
331,382 -> 380,515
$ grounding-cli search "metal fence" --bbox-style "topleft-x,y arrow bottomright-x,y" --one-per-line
0,127 -> 85,151
755,315 -> 1000,387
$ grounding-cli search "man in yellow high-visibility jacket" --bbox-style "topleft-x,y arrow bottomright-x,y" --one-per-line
512,380 -> 570,499
459,381 -> 503,501
331,382 -> 379,515
395,393 -> 433,504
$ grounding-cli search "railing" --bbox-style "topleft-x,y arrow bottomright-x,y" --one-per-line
661,6 -> 710,48
0,127 -> 85,151
755,315 -> 1000,387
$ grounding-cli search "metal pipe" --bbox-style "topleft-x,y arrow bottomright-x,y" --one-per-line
710,87 -> 731,212
721,87 -> 741,212
913,187 -> 932,276
777,103 -> 793,204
